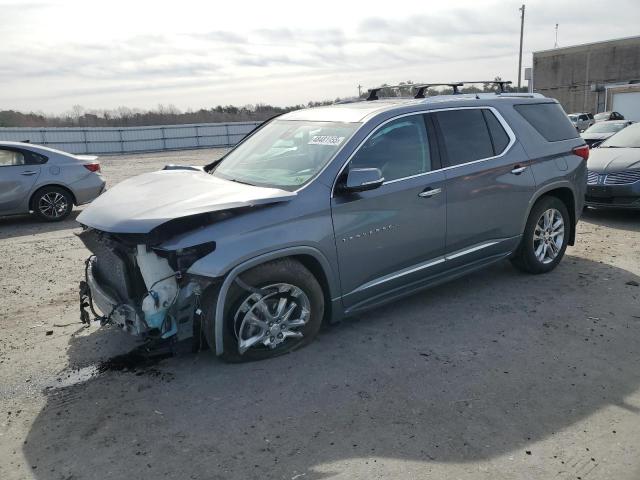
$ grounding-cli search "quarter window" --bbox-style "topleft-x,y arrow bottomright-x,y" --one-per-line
350,116 -> 431,182
483,110 -> 510,154
435,109 -> 494,166
0,149 -> 25,167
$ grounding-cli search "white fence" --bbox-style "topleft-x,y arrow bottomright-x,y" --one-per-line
0,121 -> 262,155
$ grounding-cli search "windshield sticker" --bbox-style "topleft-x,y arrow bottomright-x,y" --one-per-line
308,135 -> 345,146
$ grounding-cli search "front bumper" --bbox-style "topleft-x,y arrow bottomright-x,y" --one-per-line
585,182 -> 640,209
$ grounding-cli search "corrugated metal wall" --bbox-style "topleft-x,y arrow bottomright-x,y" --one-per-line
0,121 -> 262,154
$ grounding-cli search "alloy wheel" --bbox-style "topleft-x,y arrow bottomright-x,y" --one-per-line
38,192 -> 68,219
533,208 -> 565,264
233,283 -> 311,355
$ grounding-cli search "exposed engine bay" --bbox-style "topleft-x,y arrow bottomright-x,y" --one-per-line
78,228 -> 212,344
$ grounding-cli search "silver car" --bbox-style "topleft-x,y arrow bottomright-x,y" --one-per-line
568,112 -> 595,132
0,141 -> 106,221
581,120 -> 633,148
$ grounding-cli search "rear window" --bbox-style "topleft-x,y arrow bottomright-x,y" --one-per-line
514,103 -> 578,142
435,109 -> 494,166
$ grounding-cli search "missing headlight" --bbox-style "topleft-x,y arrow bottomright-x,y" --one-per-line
153,242 -> 216,274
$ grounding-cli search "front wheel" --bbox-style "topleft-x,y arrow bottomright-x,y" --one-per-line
511,196 -> 570,274
214,258 -> 324,363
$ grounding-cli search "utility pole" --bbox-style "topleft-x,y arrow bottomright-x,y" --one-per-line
517,4 -> 526,89
358,84 -> 362,97
554,23 -> 559,48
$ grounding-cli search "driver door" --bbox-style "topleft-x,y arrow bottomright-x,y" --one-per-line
331,114 -> 447,310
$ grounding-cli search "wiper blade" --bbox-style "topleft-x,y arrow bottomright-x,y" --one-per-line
228,178 -> 255,186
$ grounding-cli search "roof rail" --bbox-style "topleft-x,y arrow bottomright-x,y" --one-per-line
457,80 -> 513,92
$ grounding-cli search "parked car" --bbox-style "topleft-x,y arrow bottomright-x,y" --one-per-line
77,91 -> 587,362
568,112 -> 595,131
581,120 -> 633,147
0,141 -> 105,221
586,122 -> 640,209
594,111 -> 625,122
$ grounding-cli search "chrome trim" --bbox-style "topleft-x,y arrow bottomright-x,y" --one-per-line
348,239 -> 506,296
331,106 -> 517,196
349,257 -> 446,295
418,187 -> 442,198
511,166 -> 527,174
445,240 -> 501,260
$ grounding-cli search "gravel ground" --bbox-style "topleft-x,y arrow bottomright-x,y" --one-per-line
1,148 -> 639,480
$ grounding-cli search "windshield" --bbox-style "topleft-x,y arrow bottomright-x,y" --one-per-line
600,123 -> 640,148
213,120 -> 359,190
585,122 -> 628,134
594,113 -> 610,121
568,115 -> 578,122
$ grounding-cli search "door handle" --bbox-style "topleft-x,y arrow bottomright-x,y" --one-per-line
511,165 -> 527,175
418,187 -> 442,198
20,170 -> 38,176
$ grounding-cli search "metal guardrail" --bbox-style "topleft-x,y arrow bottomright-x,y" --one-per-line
0,121 -> 262,155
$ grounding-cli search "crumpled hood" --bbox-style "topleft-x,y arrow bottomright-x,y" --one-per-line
587,148 -> 640,173
77,170 -> 296,233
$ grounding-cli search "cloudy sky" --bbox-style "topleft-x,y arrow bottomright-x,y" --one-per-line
1,0 -> 639,114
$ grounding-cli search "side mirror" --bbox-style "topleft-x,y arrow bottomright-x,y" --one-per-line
341,167 -> 384,193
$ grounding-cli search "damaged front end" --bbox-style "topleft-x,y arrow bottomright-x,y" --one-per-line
78,228 -> 215,345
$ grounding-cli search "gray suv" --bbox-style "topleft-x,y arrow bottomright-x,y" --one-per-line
77,89 -> 587,362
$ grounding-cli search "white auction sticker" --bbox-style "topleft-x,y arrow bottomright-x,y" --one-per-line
308,135 -> 345,146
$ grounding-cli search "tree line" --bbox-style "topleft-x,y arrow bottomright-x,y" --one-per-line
1,79 -> 525,128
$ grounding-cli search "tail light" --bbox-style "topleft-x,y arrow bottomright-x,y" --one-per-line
83,163 -> 101,172
572,145 -> 589,161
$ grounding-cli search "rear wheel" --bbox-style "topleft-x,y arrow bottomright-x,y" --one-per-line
511,196 -> 570,274
32,186 -> 73,221
209,259 -> 324,363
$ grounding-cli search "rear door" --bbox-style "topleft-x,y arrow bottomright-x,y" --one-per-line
432,107 -> 535,266
0,148 -> 42,214
331,113 -> 447,309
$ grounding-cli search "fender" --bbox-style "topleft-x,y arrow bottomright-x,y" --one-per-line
522,180 -> 578,245
210,246 -> 339,356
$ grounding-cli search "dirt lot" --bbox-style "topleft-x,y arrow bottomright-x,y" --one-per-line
1,148 -> 639,480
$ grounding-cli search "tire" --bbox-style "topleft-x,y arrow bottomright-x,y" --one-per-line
204,258 -> 324,363
511,196 -> 570,274
32,186 -> 73,222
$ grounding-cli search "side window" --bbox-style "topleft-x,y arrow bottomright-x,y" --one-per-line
579,114 -> 588,121
350,116 -> 431,182
482,110 -> 510,154
435,109 -> 494,166
0,149 -> 25,167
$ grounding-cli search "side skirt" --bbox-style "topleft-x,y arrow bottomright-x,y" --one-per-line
343,251 -> 513,317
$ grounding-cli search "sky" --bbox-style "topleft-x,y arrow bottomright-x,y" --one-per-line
1,0 -> 639,114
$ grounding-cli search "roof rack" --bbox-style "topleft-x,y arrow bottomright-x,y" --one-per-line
365,79 -> 515,100
366,84 -> 419,101
367,83 -> 465,100
457,80 -> 513,92
413,83 -> 464,98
